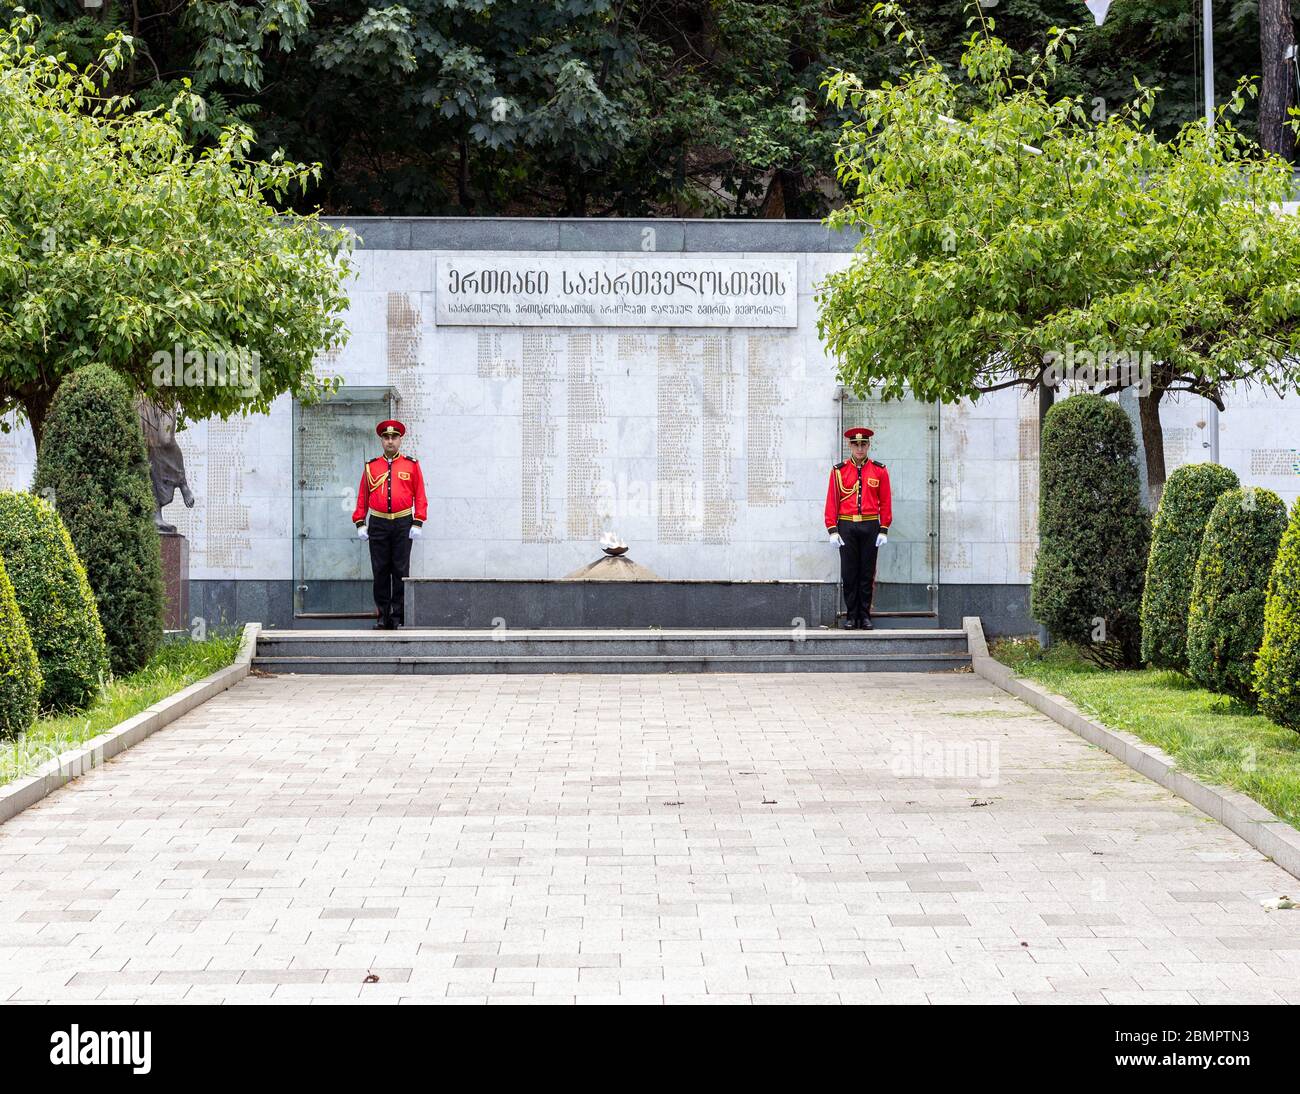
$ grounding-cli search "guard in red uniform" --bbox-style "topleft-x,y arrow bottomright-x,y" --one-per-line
352,420 -> 427,629
824,427 -> 892,629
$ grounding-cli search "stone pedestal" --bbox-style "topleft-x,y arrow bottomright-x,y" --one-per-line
160,532 -> 190,632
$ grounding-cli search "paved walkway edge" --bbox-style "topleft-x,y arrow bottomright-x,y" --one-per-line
964,616 -> 1300,881
0,623 -> 261,827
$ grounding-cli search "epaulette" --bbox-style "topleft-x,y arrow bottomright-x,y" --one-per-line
833,461 -> 845,470
406,455 -> 417,462
874,460 -> 886,468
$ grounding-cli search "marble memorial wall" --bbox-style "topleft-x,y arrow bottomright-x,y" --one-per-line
1,245 -> 1298,588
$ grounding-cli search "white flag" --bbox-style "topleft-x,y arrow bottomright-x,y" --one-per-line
1085,0 -> 1112,24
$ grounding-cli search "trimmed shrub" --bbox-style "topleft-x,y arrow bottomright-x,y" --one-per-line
33,365 -> 164,676
1255,500 -> 1300,729
0,555 -> 42,739
1140,462 -> 1240,671
1187,487 -> 1288,703
0,492 -> 110,712
1031,393 -> 1151,667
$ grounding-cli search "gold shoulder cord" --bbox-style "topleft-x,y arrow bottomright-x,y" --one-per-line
366,464 -> 389,491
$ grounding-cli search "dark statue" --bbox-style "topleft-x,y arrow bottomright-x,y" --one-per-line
136,397 -> 195,533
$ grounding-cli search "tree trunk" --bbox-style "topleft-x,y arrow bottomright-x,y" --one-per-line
759,168 -> 802,218
456,136 -> 474,212
22,390 -> 52,454
1138,388 -> 1168,511
759,171 -> 786,218
1260,0 -> 1296,160
1037,380 -> 1054,652
672,144 -> 687,216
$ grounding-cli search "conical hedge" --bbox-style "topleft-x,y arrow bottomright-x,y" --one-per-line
1141,463 -> 1240,671
0,491 -> 110,712
33,365 -> 164,675
1187,487 -> 1288,703
0,554 -> 41,740
1255,500 -> 1300,729
1031,393 -> 1150,667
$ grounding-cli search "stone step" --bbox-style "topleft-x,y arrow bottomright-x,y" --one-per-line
255,628 -> 967,659
252,651 -> 971,675
252,627 -> 970,674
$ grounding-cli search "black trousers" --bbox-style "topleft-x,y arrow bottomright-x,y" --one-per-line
367,514 -> 413,625
838,518 -> 881,623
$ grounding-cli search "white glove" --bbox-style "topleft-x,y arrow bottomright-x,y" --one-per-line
357,525 -> 368,540
876,532 -> 888,548
409,524 -> 423,540
829,532 -> 845,548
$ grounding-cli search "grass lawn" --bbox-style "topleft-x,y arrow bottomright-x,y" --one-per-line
992,637 -> 1300,830
0,629 -> 244,788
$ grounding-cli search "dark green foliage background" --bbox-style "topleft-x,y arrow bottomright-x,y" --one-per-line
4,0 -> 1282,217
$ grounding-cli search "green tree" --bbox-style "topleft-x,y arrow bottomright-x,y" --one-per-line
34,365 -> 164,677
1030,394 -> 1150,667
0,13 -> 354,445
817,5 -> 1300,504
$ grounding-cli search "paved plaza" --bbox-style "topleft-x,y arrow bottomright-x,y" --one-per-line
3,670 -> 1300,1004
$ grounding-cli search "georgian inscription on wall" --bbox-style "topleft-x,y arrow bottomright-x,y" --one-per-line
436,257 -> 798,328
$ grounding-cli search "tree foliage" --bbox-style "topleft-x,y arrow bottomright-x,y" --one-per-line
0,13 -> 354,444
817,4 -> 1300,497
13,0 -> 1275,218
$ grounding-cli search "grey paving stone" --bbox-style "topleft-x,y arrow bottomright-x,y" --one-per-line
2,671 -> 1298,1004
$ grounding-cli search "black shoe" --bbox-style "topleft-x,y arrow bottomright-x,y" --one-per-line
384,620 -> 398,630
842,618 -> 857,630
372,621 -> 387,630
859,616 -> 873,630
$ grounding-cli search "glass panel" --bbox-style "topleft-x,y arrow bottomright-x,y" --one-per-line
293,388 -> 394,617
840,388 -> 940,614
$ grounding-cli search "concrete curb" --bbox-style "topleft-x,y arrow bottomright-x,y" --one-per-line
0,623 -> 261,827
963,617 -> 1300,881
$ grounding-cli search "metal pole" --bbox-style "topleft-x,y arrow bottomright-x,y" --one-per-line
1204,0 -> 1222,458
1203,0 -> 1215,133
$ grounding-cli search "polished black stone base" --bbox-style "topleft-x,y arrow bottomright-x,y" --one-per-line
189,578 -> 1036,636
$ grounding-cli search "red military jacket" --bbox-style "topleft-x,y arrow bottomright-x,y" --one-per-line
824,458 -> 892,533
352,454 -> 428,526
